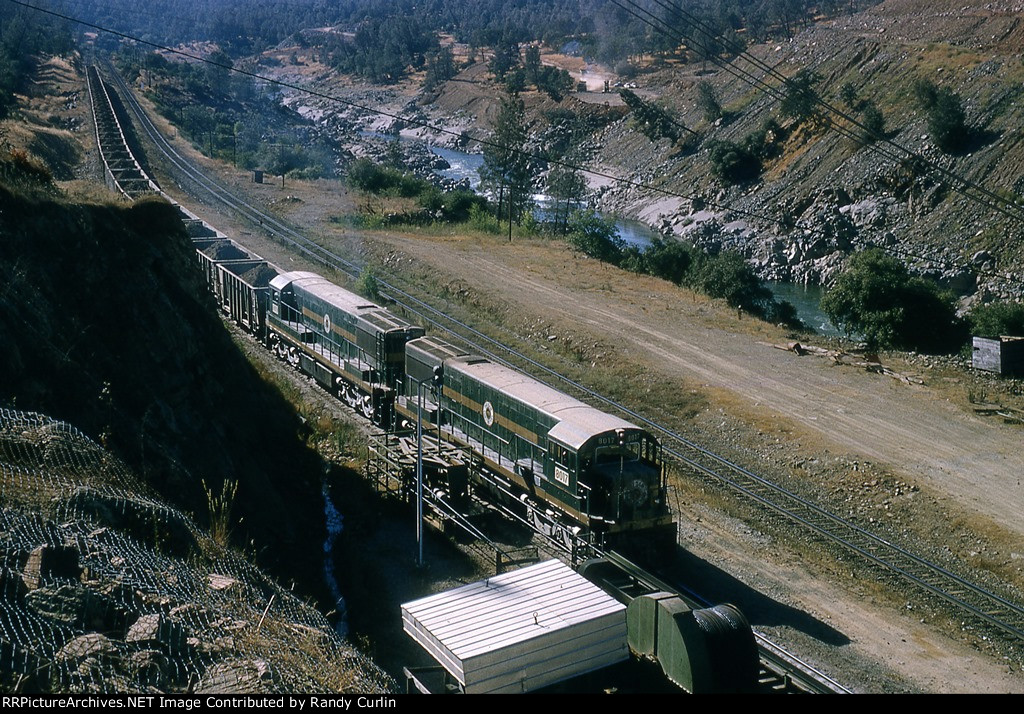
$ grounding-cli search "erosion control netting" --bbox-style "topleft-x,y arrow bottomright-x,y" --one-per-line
0,409 -> 395,694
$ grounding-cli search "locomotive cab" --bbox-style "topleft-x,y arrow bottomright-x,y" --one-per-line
572,429 -> 665,530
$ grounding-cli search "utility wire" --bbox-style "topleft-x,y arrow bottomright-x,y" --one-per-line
7,0 -> 1023,289
617,0 -> 1024,223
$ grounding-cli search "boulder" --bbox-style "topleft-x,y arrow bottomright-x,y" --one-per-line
22,545 -> 81,590
196,658 -> 276,694
126,613 -> 188,654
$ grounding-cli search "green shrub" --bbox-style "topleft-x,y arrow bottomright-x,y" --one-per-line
346,158 -> 429,196
821,249 -> 966,353
566,211 -> 624,264
914,79 -> 969,153
859,102 -> 885,144
643,238 -> 696,284
689,251 -> 773,315
780,70 -> 822,124
708,140 -> 762,184
417,187 -> 489,222
468,203 -> 501,233
358,267 -> 382,302
969,302 -> 1024,339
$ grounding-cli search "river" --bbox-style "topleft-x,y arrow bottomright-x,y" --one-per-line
404,136 -> 839,333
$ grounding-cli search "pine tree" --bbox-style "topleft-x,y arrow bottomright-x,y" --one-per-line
524,45 -> 541,86
480,93 -> 535,233
423,46 -> 456,90
546,165 -> 587,233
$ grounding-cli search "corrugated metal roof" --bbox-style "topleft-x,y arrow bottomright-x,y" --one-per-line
449,357 -> 638,449
402,560 -> 627,692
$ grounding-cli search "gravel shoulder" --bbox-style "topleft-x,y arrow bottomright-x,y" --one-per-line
375,232 -> 1024,540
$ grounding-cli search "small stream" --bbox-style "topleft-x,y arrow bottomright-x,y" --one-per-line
322,479 -> 348,637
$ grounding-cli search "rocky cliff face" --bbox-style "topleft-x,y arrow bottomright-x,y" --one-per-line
590,0 -> 1024,301
0,158 -> 326,589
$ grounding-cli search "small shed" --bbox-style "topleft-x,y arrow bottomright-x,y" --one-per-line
401,560 -> 628,693
972,336 -> 1024,376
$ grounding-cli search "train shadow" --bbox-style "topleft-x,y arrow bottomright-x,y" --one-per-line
667,543 -> 850,646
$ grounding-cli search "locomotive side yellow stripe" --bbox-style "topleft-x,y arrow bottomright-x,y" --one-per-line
442,386 -> 543,447
300,305 -> 359,344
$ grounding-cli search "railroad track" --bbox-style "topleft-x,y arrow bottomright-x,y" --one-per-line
85,66 -> 160,200
97,62 -> 850,692
97,62 -> 1022,685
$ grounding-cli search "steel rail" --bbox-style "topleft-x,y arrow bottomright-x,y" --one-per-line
102,61 -> 1024,656
105,63 -> 851,693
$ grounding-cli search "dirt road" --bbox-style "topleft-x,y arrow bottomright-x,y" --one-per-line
121,85 -> 1023,689
377,233 -> 1023,539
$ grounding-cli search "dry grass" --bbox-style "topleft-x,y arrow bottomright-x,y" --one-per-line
203,478 -> 238,548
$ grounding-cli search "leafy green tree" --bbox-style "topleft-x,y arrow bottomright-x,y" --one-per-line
536,66 -> 574,101
566,211 -> 623,264
643,239 -> 695,284
480,93 -> 535,227
690,251 -> 773,315
546,164 -> 587,233
504,67 -> 527,94
206,50 -> 233,97
708,140 -> 761,184
838,82 -> 859,109
423,46 -> 456,90
821,249 -> 965,353
914,79 -> 968,153
859,101 -> 885,144
489,39 -> 520,80
524,45 -> 542,86
780,70 -> 822,125
619,89 -> 683,144
696,81 -> 722,123
969,302 -> 1024,339
929,93 -> 968,151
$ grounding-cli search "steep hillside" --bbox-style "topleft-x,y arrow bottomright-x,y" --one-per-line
0,153 -> 328,591
587,0 -> 1024,298
0,409 -> 393,693
287,0 -> 1024,299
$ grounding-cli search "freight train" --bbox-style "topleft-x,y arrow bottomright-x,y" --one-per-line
197,235 -> 675,549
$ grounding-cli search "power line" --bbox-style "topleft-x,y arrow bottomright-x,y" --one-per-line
616,0 -> 1024,223
7,0 -> 1023,290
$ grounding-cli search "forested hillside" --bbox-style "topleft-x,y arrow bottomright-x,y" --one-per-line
54,0 -> 878,68
0,3 -> 74,118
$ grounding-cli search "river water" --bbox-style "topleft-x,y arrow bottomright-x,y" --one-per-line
767,281 -> 843,337
406,137 -> 837,332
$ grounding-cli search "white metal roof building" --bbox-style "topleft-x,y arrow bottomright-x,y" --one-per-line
402,560 -> 628,693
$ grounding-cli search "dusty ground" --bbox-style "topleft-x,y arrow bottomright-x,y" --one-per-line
196,198 -> 1024,691
102,59 -> 1024,693
367,232 -> 1024,538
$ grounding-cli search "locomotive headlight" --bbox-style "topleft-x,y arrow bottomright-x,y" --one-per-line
616,428 -> 625,445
